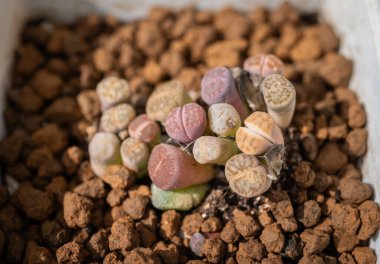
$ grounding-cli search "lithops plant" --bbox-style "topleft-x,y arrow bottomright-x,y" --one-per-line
201,66 -> 248,118
120,137 -> 149,177
236,111 -> 284,155
128,114 -> 160,145
148,143 -> 214,190
261,74 -> 296,129
193,136 -> 238,165
208,103 -> 241,137
100,103 -> 136,133
146,80 -> 192,122
89,132 -> 121,177
151,184 -> 208,211
243,54 -> 284,81
225,153 -> 272,198
96,76 -> 131,111
165,103 -> 207,143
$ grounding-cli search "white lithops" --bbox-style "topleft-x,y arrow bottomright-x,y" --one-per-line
261,74 -> 296,129
100,103 -> 136,133
96,76 -> 131,111
89,132 -> 122,177
208,103 -> 241,137
193,136 -> 238,165
120,137 -> 149,177
225,153 -> 272,198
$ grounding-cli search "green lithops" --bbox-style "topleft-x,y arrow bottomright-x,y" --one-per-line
151,184 -> 208,211
208,103 -> 241,137
193,136 -> 238,165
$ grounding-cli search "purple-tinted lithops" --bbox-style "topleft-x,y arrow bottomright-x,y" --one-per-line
96,76 -> 131,111
100,103 -> 136,133
225,153 -> 272,197
243,54 -> 284,80
261,74 -> 296,129
208,103 -> 241,137
146,80 -> 192,122
236,111 -> 284,155
148,143 -> 214,190
193,136 -> 238,165
120,137 -> 149,177
201,67 -> 248,118
128,114 -> 160,144
89,132 -> 121,177
165,103 -> 207,143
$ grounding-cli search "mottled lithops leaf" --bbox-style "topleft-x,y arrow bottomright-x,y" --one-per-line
89,132 -> 121,176
243,54 -> 284,80
128,114 -> 160,144
261,74 -> 296,129
236,111 -> 284,155
96,76 -> 130,111
100,103 -> 136,133
225,153 -> 272,197
193,136 -> 238,165
165,103 -> 207,143
146,80 -> 192,122
148,143 -> 215,190
151,184 -> 208,211
120,137 -> 149,177
208,103 -> 241,137
236,69 -> 267,112
201,67 -> 248,118
261,144 -> 286,180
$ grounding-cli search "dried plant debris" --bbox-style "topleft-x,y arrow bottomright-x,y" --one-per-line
0,3 -> 378,263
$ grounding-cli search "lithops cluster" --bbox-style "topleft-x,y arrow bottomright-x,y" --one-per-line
89,53 -> 296,209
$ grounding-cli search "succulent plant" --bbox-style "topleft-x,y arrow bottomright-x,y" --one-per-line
164,103 -> 207,143
100,103 -> 136,133
208,103 -> 241,137
120,137 -> 149,177
96,76 -> 131,111
128,114 -> 160,145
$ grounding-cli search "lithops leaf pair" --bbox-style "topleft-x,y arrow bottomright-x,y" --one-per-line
225,153 -> 272,197
165,103 -> 207,143
120,137 -> 149,178
128,114 -> 160,145
151,184 -> 208,211
243,54 -> 284,81
201,67 -> 248,118
146,80 -> 192,122
236,111 -> 284,155
193,136 -> 238,165
89,132 -> 122,177
96,76 -> 131,111
208,103 -> 241,137
261,74 -> 296,129
148,143 -> 214,190
100,103 -> 136,133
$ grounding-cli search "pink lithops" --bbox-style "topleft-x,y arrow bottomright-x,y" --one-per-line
165,103 -> 207,143
128,114 -> 160,144
148,143 -> 214,190
201,67 -> 248,118
225,153 -> 272,197
243,54 -> 284,80
236,111 -> 284,155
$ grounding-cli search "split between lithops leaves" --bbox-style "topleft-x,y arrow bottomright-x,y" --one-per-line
120,137 -> 149,178
100,103 -> 136,133
243,54 -> 284,81
89,132 -> 121,177
146,80 -> 192,122
193,136 -> 238,165
236,111 -> 284,155
96,76 -> 131,111
151,183 -> 208,211
201,66 -> 248,118
128,114 -> 160,145
208,103 -> 241,137
148,143 -> 215,190
165,103 -> 207,143
261,74 -> 296,129
225,153 -> 272,198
